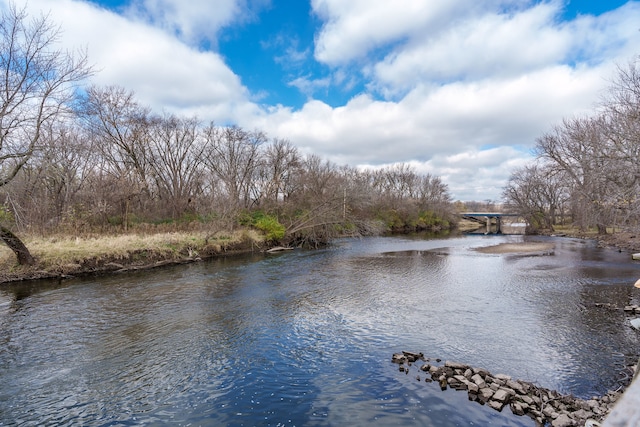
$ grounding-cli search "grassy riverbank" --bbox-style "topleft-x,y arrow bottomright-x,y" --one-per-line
0,229 -> 264,284
3,225 -> 640,285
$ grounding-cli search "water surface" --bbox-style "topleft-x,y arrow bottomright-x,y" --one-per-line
1,234 -> 639,426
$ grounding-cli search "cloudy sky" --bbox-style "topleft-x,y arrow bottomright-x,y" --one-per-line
5,0 -> 640,201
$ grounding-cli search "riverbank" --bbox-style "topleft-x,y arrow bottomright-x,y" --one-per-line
547,230 -> 640,254
0,229 -> 265,284
3,228 -> 640,285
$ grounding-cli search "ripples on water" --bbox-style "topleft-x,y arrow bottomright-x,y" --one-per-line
1,235 -> 639,426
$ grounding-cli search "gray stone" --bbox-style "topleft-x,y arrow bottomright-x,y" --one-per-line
506,380 -> 526,394
551,414 -> 573,427
471,374 -> 486,389
392,353 -> 407,364
520,395 -> 535,406
488,400 -> 505,411
447,377 -> 461,386
479,387 -> 494,403
495,373 -> 512,381
473,367 -> 490,377
511,402 -> 525,416
445,361 -> 469,370
571,409 -> 592,421
492,389 -> 510,403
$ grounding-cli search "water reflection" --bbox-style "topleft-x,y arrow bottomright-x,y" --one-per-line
0,235 -> 639,426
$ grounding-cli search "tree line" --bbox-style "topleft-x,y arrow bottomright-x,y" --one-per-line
503,57 -> 640,234
0,4 -> 454,264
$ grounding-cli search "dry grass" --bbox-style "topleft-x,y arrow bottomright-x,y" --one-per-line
0,229 -> 264,282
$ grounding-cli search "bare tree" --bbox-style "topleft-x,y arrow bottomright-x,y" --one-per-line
536,116 -> 613,233
203,125 -> 266,212
0,3 -> 92,264
260,138 -> 301,207
81,86 -> 152,229
146,114 -> 205,218
503,162 -> 568,232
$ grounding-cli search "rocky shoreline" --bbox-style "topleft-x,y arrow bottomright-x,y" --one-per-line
392,351 -> 637,427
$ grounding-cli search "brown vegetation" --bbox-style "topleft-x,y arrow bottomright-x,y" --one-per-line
503,56 -> 640,237
0,229 -> 263,284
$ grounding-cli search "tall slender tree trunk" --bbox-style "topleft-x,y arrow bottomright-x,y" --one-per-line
0,225 -> 35,265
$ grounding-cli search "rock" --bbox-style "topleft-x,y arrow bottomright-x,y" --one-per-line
551,414 -> 573,427
473,367 -> 490,377
445,361 -> 469,370
471,374 -> 486,389
464,368 -> 473,379
506,379 -> 526,394
495,373 -> 512,381
447,377 -> 461,387
520,395 -> 535,406
511,402 -> 525,416
392,353 -> 407,364
454,374 -> 467,382
492,389 -> 511,403
478,387 -> 494,403
571,408 -> 592,421
488,400 -> 505,411
402,351 -> 423,362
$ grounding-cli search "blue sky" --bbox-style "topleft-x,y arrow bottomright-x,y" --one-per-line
6,0 -> 640,200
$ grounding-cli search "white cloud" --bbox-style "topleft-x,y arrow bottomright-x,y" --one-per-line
5,0 -> 640,201
18,0 -> 254,123
311,0 -> 529,66
124,0 -> 243,46
372,3 -> 570,94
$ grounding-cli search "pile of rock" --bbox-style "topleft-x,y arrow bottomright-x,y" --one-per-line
392,351 -> 628,427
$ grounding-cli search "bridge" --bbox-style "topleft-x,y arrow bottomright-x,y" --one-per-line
460,212 -> 521,234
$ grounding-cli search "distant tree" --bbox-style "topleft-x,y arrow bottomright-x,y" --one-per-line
502,162 -> 567,232
536,116 -> 613,233
0,3 -> 91,264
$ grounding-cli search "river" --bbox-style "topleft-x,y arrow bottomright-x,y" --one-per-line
1,234 -> 639,426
